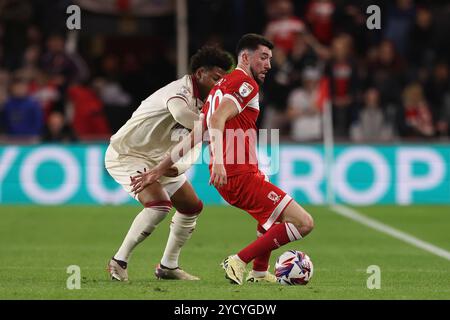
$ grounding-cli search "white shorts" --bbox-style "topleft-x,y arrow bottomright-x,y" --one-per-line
104,145 -> 186,201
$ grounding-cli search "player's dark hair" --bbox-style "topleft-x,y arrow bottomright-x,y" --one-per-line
190,46 -> 234,73
236,33 -> 274,56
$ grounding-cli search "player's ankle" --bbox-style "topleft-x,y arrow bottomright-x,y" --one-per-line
233,254 -> 247,264
159,263 -> 179,270
251,270 -> 267,277
112,257 -> 128,269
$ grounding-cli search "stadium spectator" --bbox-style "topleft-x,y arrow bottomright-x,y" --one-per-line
408,6 -> 437,69
0,68 -> 8,106
325,34 -> 358,138
92,76 -> 132,133
288,31 -> 329,85
0,0 -> 449,144
305,0 -> 335,45
350,88 -> 393,142
41,110 -> 77,143
425,61 -> 450,137
332,1 -> 372,55
383,0 -> 416,56
264,0 -> 306,55
2,75 -> 43,138
26,25 -> 42,47
398,82 -> 435,138
40,34 -> 79,86
259,47 -> 292,133
437,94 -> 450,138
366,40 -> 405,107
286,67 -> 323,142
67,82 -> 110,139
16,44 -> 41,82
28,70 -> 61,120
0,0 -> 33,70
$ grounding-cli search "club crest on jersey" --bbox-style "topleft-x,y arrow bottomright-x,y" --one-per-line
267,191 -> 281,204
176,86 -> 190,99
239,82 -> 253,98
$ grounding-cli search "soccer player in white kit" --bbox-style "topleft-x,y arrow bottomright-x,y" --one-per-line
105,46 -> 233,281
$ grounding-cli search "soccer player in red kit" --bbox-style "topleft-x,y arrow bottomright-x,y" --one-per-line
131,34 -> 314,285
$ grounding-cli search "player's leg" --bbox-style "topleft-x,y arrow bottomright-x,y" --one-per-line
221,173 -> 314,285
279,200 -> 314,237
245,224 -> 277,283
235,199 -> 314,267
105,148 -> 175,280
114,182 -> 172,262
155,180 -> 203,280
109,182 -> 172,281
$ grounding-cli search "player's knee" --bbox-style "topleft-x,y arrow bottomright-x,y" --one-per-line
176,200 -> 203,216
289,213 -> 314,237
144,200 -> 173,214
301,214 -> 314,236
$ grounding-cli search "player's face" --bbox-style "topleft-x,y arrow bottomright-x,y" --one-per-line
249,45 -> 272,84
196,66 -> 226,100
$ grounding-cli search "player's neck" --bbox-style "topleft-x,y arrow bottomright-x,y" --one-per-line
236,64 -> 253,80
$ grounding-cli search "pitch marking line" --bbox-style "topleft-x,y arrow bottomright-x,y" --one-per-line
331,205 -> 450,261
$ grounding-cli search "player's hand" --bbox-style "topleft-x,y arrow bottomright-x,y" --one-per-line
130,167 -> 162,194
163,166 -> 179,177
210,163 -> 227,188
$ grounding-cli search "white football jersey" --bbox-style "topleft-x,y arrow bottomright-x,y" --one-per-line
109,75 -> 203,161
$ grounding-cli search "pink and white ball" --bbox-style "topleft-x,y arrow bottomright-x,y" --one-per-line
275,250 -> 314,285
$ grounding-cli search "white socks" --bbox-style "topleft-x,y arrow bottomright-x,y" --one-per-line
160,211 -> 198,269
251,270 -> 267,277
114,206 -> 170,262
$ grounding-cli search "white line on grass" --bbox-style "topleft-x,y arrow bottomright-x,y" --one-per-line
331,205 -> 450,261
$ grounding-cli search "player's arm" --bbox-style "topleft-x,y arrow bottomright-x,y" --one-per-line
166,96 -> 199,130
130,114 -> 205,194
161,96 -> 199,176
168,142 -> 202,176
208,97 -> 239,188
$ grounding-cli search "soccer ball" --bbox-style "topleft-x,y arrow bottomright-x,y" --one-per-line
275,250 -> 314,285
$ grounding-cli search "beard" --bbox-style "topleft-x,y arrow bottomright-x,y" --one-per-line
250,67 -> 264,85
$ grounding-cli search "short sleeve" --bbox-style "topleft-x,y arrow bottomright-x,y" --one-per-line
169,84 -> 192,105
222,77 -> 258,113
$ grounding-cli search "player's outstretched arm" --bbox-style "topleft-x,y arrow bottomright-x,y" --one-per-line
208,98 -> 239,188
130,114 -> 205,194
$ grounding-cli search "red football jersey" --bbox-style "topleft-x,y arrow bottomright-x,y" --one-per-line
202,68 -> 260,177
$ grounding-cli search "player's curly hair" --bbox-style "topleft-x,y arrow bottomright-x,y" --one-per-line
190,46 -> 234,73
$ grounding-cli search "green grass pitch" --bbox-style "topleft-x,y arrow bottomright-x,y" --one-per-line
0,205 -> 449,299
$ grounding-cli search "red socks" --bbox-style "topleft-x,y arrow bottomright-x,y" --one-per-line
238,222 -> 302,264
252,224 -> 271,272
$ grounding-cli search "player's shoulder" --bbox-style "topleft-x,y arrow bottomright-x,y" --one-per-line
227,68 -> 257,85
166,74 -> 195,101
222,68 -> 258,97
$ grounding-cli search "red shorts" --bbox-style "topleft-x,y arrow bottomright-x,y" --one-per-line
216,171 -> 293,231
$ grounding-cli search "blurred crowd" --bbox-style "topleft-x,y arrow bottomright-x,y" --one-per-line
0,0 -> 449,144
257,0 -> 450,142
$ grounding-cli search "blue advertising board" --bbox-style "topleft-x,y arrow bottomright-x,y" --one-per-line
0,144 -> 449,205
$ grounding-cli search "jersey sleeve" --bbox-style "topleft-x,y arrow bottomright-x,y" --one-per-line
222,76 -> 258,113
167,97 -> 199,130
168,83 -> 192,105
165,80 -> 199,130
